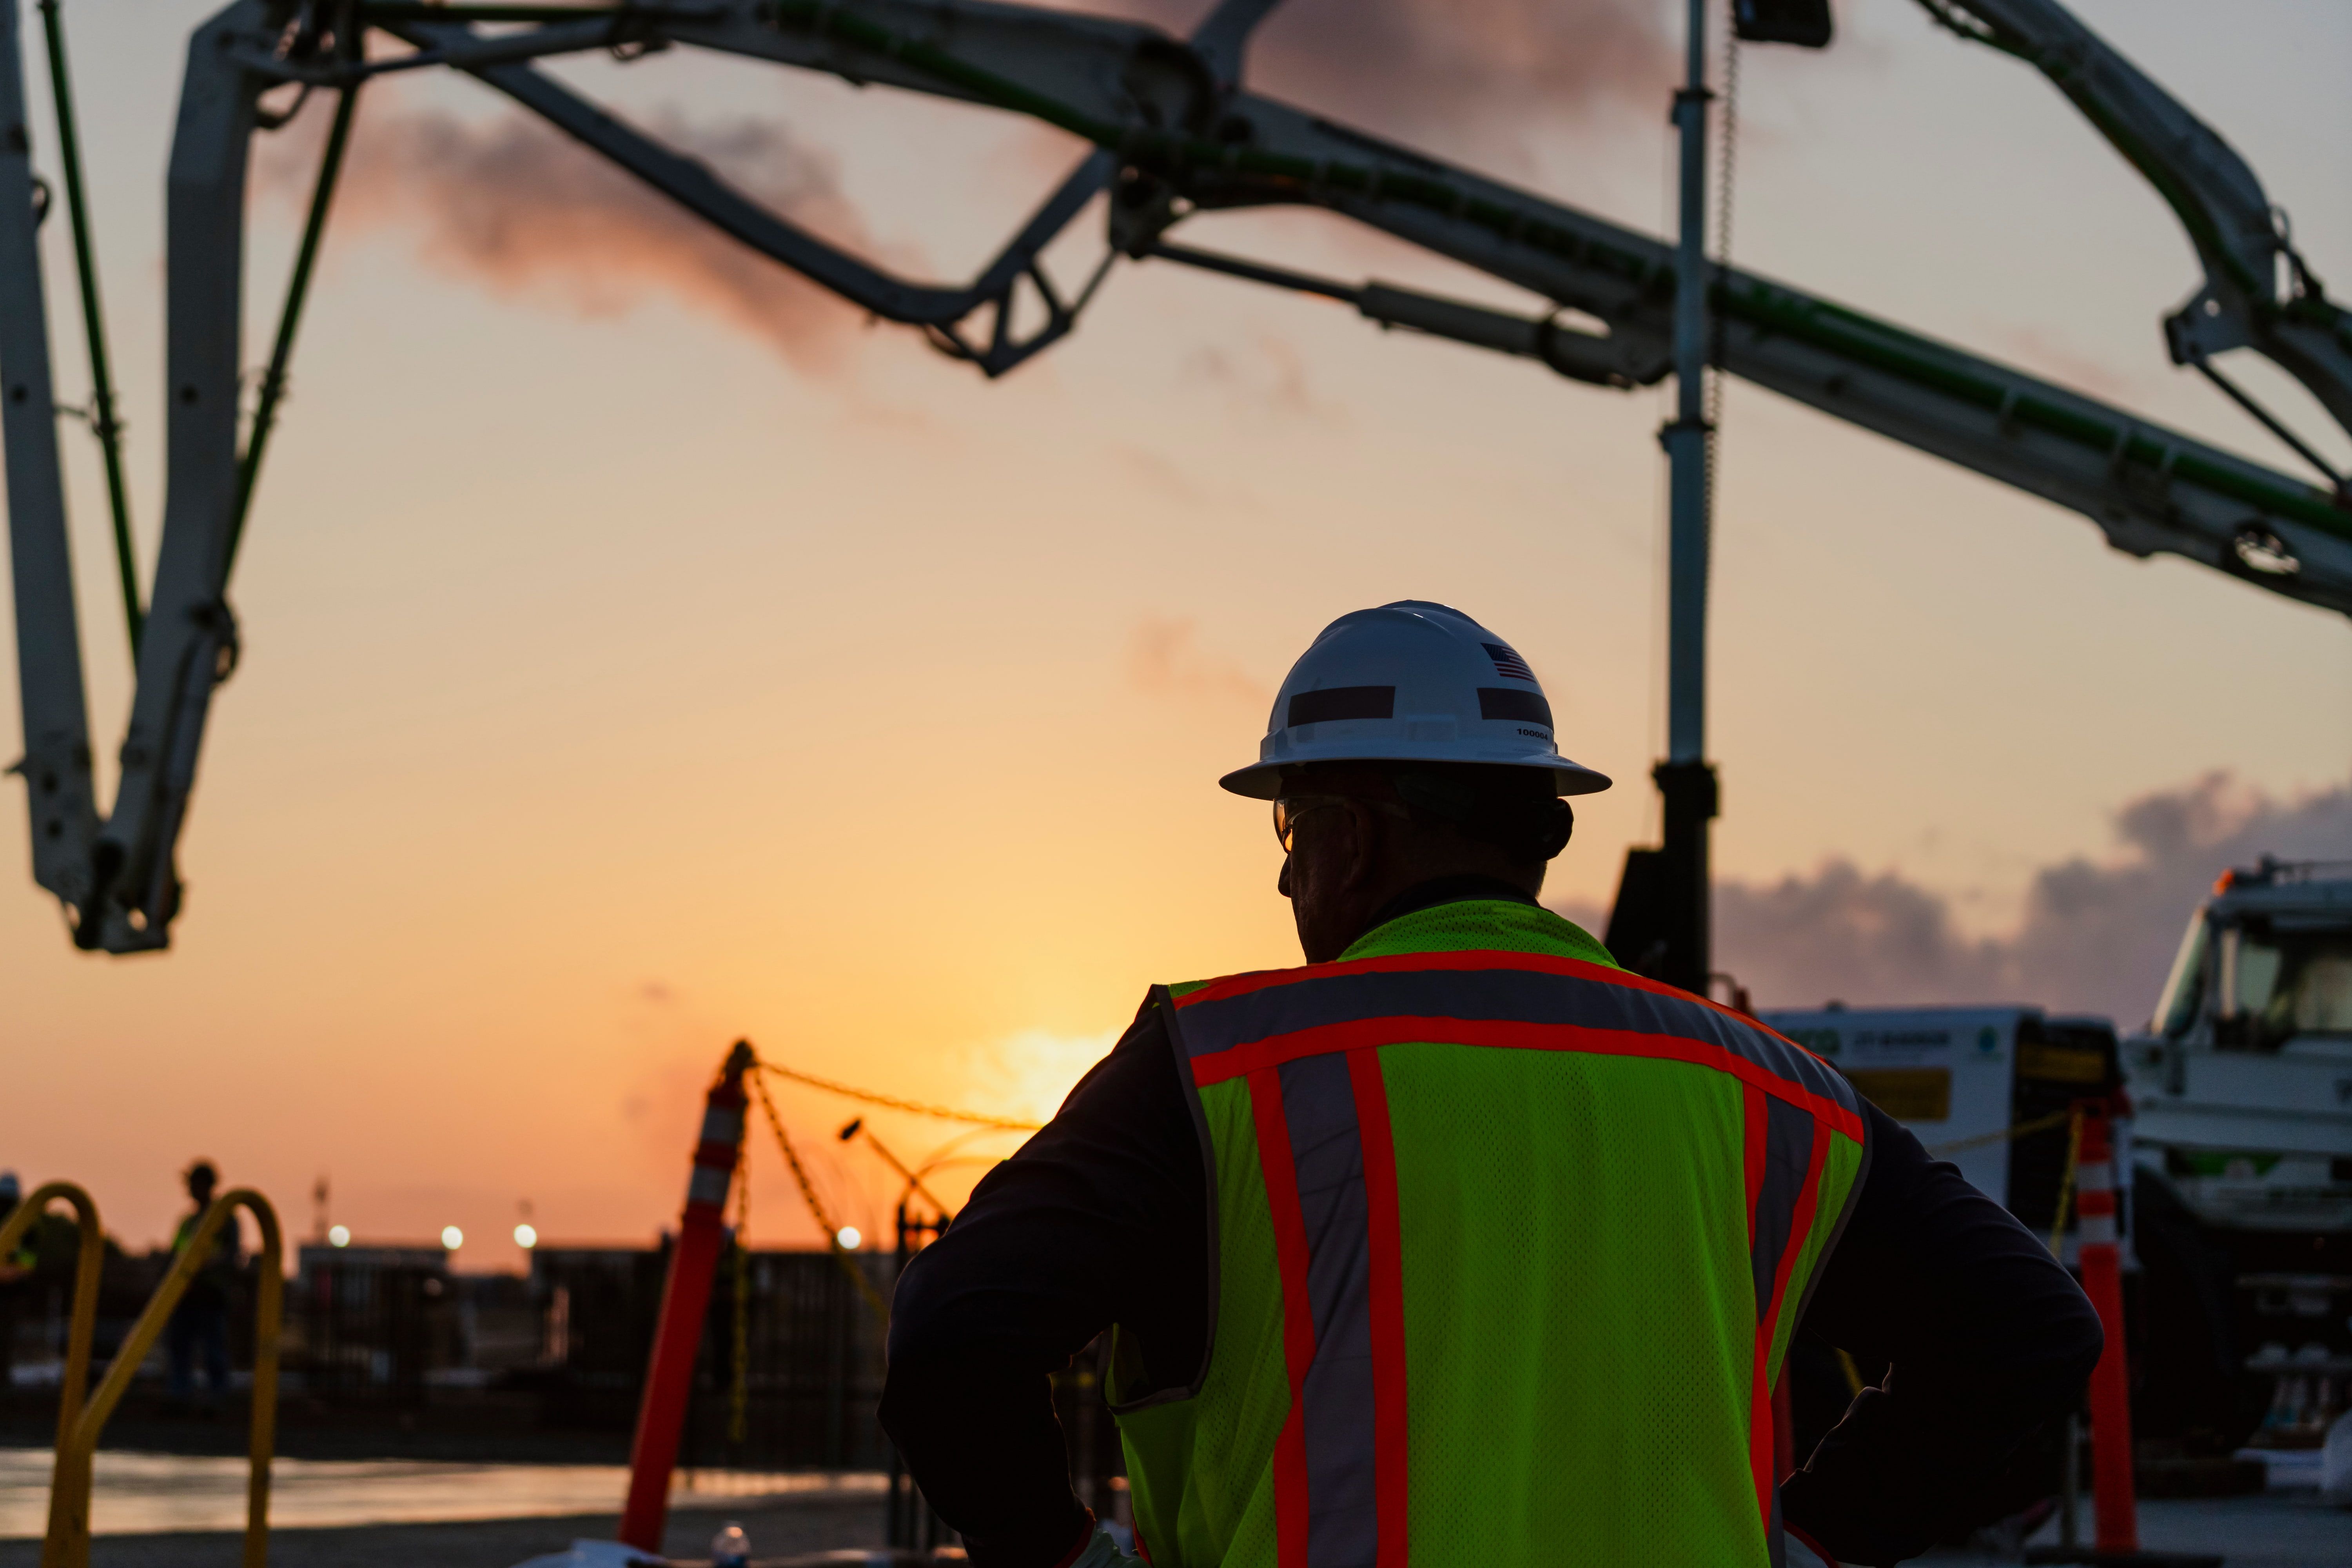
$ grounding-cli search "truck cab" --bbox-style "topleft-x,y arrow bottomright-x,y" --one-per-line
2121,857 -> 2352,1447
2127,858 -> 2352,1233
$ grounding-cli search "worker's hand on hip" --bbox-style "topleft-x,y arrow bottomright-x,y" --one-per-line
1063,1525 -> 1140,1568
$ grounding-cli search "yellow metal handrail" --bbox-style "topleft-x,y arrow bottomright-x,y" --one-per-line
0,1183 -> 105,1523
46,1190 -> 282,1568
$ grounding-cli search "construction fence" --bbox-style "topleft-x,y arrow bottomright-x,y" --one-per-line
0,1234 -> 1125,1501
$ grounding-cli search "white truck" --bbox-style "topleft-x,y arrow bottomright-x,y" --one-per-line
1764,867 -> 2352,1453
2129,858 -> 2352,1233
2123,858 -> 2352,1448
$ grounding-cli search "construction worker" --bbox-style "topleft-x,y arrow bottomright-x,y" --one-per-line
167,1160 -> 237,1411
881,602 -> 2103,1568
0,1172 -> 30,1280
0,1173 -> 32,1401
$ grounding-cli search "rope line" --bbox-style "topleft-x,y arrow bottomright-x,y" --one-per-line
1922,1107 -> 2073,1157
759,1061 -> 1042,1132
2047,1109 -> 2085,1259
748,1066 -> 893,1325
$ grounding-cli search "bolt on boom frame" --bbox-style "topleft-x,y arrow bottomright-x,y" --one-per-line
4,0 -> 2348,953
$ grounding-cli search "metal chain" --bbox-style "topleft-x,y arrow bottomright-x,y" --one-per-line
748,1066 -> 892,1324
1704,3 -> 1741,508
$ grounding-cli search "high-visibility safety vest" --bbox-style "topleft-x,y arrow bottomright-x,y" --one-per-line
1108,900 -> 1867,1568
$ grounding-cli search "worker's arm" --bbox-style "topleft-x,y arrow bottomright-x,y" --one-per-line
880,999 -> 1207,1568
1781,1103 -> 2105,1565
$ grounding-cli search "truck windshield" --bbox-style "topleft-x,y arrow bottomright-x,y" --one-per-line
2154,911 -> 2205,1038
2221,922 -> 2352,1049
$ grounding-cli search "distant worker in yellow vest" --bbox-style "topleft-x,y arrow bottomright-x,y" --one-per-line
881,602 -> 2102,1568
167,1160 -> 238,1411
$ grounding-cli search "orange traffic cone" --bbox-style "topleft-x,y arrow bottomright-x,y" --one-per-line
2026,1102 -> 2218,1568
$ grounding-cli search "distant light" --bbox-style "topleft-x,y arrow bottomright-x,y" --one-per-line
441,1225 -> 464,1250
836,1227 -> 862,1250
514,1223 -> 538,1249
327,1225 -> 350,1248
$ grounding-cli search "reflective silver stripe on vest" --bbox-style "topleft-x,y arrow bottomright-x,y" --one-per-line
1278,1054 -> 1381,1568
1179,962 -> 1855,1114
1753,1094 -> 1819,1328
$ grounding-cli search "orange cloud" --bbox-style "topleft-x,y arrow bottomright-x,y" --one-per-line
263,94 -> 886,369
1127,615 -> 1267,707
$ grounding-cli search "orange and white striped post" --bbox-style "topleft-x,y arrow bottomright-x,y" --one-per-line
2074,1103 -> 2138,1552
2027,1102 -> 2216,1568
618,1039 -> 755,1553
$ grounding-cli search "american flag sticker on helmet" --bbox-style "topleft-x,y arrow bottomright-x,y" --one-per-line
1483,642 -> 1536,682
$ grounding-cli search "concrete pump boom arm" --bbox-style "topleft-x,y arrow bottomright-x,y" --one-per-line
2,0 -> 1267,952
5,0 -> 2349,953
1917,0 -> 2352,454
515,0 -> 2352,596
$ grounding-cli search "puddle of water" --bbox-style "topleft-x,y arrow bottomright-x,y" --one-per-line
0,1450 -> 884,1538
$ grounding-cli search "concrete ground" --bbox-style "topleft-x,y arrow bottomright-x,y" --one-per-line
4,1482 -> 2341,1567
0,1492 -> 884,1568
1919,1491 -> 2350,1568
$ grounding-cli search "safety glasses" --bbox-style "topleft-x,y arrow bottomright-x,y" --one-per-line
1274,793 -> 1421,853
1272,796 -> 1348,855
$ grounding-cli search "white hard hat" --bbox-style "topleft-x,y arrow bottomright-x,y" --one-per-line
1220,601 -> 1612,800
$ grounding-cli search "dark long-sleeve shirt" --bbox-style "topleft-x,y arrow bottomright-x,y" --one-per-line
881,898 -> 2103,1568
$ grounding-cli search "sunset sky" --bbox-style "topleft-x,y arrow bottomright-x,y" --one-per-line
7,0 -> 2349,1266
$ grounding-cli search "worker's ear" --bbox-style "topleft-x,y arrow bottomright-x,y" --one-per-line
1338,798 -> 1386,892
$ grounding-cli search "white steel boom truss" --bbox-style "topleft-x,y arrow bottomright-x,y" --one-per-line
4,0 -> 2348,951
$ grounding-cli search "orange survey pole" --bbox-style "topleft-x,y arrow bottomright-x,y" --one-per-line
619,1039 -> 755,1552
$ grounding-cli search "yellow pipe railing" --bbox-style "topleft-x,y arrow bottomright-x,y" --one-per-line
0,1183 -> 105,1523
45,1190 -> 281,1568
